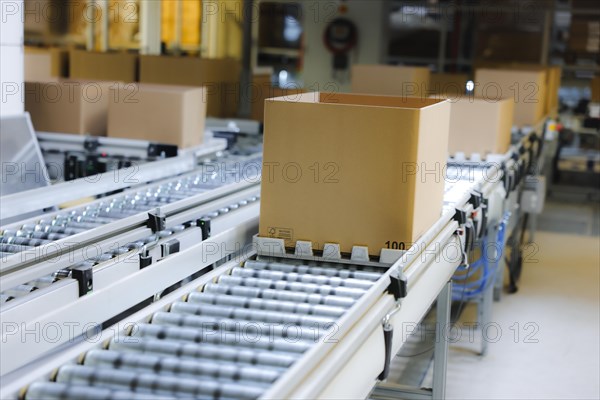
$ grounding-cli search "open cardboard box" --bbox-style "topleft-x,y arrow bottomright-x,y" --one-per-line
259,92 -> 450,256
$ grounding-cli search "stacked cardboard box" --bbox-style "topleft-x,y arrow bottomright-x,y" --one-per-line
24,47 -> 69,81
108,83 -> 206,149
474,68 -> 548,127
446,96 -> 515,157
139,55 -> 240,118
25,80 -> 113,136
259,92 -> 450,255
70,50 -> 138,82
351,65 -> 431,98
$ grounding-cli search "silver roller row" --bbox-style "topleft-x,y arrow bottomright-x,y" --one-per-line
23,258 -> 384,400
0,193 -> 261,305
0,155 -> 262,258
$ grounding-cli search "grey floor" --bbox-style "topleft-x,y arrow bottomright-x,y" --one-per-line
445,199 -> 600,399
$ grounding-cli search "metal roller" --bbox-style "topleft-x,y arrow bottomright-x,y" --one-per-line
25,382 -> 175,400
54,364 -> 265,399
230,266 -> 374,290
83,350 -> 279,384
109,336 -> 299,369
243,260 -> 382,281
150,311 -> 324,341
202,282 -> 357,308
169,301 -> 336,327
217,275 -> 366,299
187,291 -> 346,318
128,323 -> 310,354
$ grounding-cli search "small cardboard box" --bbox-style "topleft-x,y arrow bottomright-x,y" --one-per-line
429,73 -> 469,97
25,80 -> 113,135
139,55 -> 240,118
474,68 -> 547,127
107,83 -> 206,149
259,92 -> 450,255
351,65 -> 431,98
446,96 -> 515,157
25,47 -> 69,81
70,50 -> 138,82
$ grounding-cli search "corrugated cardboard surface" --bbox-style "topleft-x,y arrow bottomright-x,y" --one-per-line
472,62 -> 561,117
351,65 -> 431,98
25,80 -> 112,135
70,50 -> 138,82
474,68 -> 547,127
446,97 -> 514,156
25,47 -> 69,81
107,83 -> 205,149
259,92 -> 450,255
429,73 -> 469,97
139,55 -> 240,118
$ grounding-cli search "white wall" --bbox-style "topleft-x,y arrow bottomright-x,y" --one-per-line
1,0 -> 24,117
301,0 -> 386,93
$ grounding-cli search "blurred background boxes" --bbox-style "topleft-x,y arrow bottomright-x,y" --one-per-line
69,50 -> 138,82
351,65 -> 431,98
138,55 -> 240,118
259,92 -> 450,255
429,72 -> 469,97
25,80 -> 113,136
107,83 -> 206,149
447,97 -> 515,157
474,68 -> 547,127
24,47 -> 69,81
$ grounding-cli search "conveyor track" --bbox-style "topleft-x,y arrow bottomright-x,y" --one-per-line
0,155 -> 261,258
23,258 -> 385,400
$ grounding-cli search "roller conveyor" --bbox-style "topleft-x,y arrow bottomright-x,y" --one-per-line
0,153 -> 262,260
18,257 -> 384,400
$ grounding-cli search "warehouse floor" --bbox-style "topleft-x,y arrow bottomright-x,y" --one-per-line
446,198 -> 600,399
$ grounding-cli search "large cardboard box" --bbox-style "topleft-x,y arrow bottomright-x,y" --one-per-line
139,55 -> 240,118
351,65 -> 431,98
259,92 -> 450,255
107,83 -> 206,149
429,73 -> 469,97
70,50 -> 138,82
25,80 -> 112,135
25,47 -> 69,81
446,97 -> 514,156
474,68 -> 547,127
591,76 -> 600,103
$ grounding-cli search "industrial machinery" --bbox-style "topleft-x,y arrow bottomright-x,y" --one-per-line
0,117 -> 547,399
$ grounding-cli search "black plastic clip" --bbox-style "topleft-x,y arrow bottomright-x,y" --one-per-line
387,271 -> 407,300
453,208 -> 467,225
479,198 -> 489,239
83,137 -> 100,152
139,250 -> 152,269
148,211 -> 166,233
147,143 -> 178,158
71,265 -> 93,296
469,191 -> 482,209
198,218 -> 211,240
